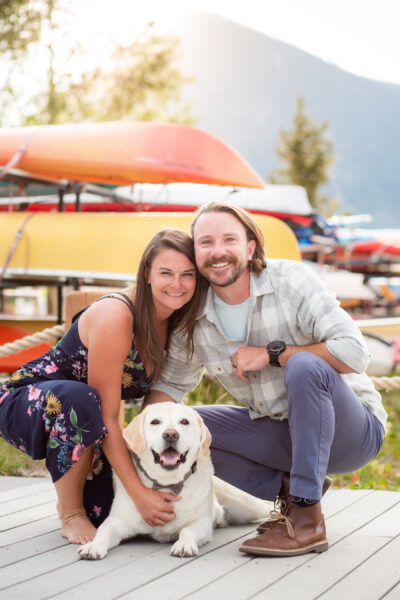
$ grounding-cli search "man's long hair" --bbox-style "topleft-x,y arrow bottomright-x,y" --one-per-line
191,201 -> 266,274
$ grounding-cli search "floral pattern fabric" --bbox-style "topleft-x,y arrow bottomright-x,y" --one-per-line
0,297 -> 151,526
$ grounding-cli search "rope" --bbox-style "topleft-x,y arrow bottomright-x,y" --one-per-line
0,324 -> 65,357
370,376 -> 400,391
1,325 -> 400,392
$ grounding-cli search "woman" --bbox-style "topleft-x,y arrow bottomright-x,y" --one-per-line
0,229 -> 202,545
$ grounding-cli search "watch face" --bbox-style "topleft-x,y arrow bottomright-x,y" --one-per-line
267,340 -> 286,353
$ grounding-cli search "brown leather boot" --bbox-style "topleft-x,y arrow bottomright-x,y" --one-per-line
257,474 -> 332,533
239,500 -> 328,557
256,472 -> 291,534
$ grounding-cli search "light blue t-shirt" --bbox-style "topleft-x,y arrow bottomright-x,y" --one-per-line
213,292 -> 250,341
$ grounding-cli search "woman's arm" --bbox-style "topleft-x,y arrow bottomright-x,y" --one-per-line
81,299 -> 179,526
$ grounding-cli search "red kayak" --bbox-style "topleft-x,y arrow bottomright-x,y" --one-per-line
0,325 -> 52,374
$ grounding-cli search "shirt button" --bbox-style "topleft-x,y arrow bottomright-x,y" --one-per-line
217,367 -> 221,371
253,374 -> 257,378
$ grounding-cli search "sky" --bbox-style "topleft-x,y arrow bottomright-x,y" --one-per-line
74,0 -> 400,86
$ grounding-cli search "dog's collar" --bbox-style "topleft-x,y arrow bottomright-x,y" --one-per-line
129,450 -> 197,496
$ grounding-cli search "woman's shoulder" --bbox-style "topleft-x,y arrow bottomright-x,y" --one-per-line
79,294 -> 134,348
89,296 -> 133,325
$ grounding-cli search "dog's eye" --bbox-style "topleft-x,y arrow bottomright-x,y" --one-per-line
180,419 -> 190,425
150,419 -> 160,425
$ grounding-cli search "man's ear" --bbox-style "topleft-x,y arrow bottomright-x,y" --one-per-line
248,239 -> 256,260
196,412 -> 212,457
123,410 -> 146,455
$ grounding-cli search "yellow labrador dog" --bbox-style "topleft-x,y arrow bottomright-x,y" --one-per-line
79,402 -> 271,560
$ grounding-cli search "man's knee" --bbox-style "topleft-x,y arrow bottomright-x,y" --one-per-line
284,352 -> 328,387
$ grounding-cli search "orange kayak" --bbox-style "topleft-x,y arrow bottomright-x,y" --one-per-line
0,122 -> 264,188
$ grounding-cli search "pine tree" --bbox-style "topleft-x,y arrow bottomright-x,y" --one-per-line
270,96 -> 338,215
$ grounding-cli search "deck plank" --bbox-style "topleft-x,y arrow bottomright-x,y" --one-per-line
14,525 -> 260,600
0,530 -> 68,568
54,526 -> 258,600
0,480 -> 51,503
1,541 -> 165,600
171,491 -> 400,600
75,490 -> 387,600
0,515 -> 59,547
0,489 -> 56,517
318,534 -> 400,600
248,499 -> 400,600
0,477 -> 399,600
0,501 -> 57,532
383,583 -> 400,599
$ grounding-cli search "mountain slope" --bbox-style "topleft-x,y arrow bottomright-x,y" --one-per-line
175,13 -> 400,226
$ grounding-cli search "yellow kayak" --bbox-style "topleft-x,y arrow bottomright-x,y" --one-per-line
0,212 -> 300,284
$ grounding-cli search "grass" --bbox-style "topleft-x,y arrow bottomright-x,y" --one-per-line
0,440 -> 46,477
333,388 -> 400,490
1,375 -> 399,491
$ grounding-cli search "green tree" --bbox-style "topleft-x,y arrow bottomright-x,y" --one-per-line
76,25 -> 195,124
23,0 -> 87,125
0,0 -> 43,125
1,1 -> 194,126
0,0 -> 42,57
0,0 -> 74,126
270,96 -> 338,216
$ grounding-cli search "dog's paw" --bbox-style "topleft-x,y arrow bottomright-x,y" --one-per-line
170,539 -> 199,557
78,541 -> 108,560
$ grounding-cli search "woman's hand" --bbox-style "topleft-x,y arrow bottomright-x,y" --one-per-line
231,345 -> 269,381
133,486 -> 181,527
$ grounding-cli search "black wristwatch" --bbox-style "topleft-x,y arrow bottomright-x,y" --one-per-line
267,340 -> 286,367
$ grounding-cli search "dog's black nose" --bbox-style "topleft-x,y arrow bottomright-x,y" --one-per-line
163,429 -> 179,443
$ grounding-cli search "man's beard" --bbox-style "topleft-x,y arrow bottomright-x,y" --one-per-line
200,256 -> 247,288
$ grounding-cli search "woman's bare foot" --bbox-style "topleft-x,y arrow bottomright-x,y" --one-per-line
59,507 -> 97,545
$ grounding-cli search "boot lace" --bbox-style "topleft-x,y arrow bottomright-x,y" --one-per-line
267,509 -> 294,538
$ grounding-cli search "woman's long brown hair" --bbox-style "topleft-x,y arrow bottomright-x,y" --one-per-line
129,229 -> 203,382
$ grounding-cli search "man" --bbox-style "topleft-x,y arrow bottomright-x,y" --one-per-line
145,201 -> 387,557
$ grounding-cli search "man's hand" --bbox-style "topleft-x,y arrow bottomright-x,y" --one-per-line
231,342 -> 357,381
231,345 -> 269,381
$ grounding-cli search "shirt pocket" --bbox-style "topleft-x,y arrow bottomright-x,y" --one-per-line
205,357 -> 234,377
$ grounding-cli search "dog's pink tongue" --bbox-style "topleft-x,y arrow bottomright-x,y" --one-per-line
160,448 -> 180,466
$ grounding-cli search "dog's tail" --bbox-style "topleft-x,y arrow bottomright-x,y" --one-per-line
212,476 -> 273,525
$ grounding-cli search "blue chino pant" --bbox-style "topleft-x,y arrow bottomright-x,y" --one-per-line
195,353 -> 385,502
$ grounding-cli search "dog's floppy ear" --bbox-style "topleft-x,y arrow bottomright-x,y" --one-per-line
196,412 -> 212,457
123,410 -> 146,455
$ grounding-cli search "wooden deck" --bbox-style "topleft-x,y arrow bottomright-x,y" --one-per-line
0,476 -> 399,600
